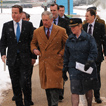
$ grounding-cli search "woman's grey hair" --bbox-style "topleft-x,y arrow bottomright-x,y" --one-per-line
41,11 -> 53,20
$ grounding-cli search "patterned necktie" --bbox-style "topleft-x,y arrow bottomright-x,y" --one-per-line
88,24 -> 92,35
16,22 -> 20,42
53,19 -> 56,25
47,28 -> 50,39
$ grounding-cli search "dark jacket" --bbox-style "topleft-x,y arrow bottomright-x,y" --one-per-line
83,22 -> 106,63
83,15 -> 106,33
1,20 -> 37,66
63,30 -> 98,80
64,14 -> 70,20
39,16 -> 71,36
0,39 -> 1,53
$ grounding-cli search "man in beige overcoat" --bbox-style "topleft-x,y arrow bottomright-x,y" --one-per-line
31,11 -> 68,106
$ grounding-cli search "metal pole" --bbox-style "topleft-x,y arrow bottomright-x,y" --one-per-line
86,0 -> 88,5
68,0 -> 70,15
1,0 -> 2,13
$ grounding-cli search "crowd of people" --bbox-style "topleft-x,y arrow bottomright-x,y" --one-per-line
0,2 -> 106,106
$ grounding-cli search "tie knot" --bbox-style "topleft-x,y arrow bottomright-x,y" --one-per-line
53,19 -> 56,24
89,24 -> 92,27
17,22 -> 19,26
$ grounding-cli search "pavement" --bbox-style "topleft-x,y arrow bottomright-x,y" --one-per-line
1,60 -> 106,106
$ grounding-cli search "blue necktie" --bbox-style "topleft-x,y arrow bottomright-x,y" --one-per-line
16,22 -> 20,42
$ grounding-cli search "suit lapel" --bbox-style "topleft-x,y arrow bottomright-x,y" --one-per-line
45,24 -> 58,49
39,26 -> 48,44
58,16 -> 61,26
10,21 -> 17,42
84,23 -> 88,32
93,22 -> 98,36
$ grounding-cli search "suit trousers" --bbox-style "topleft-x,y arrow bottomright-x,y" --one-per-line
29,65 -> 33,102
45,88 -> 61,106
8,53 -> 31,106
19,65 -> 33,102
59,80 -> 65,100
94,62 -> 101,99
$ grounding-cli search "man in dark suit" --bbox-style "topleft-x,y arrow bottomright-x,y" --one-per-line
50,3 -> 70,101
1,5 -> 35,106
83,9 -> 106,103
58,5 -> 70,20
83,6 -> 106,34
39,4 -> 71,36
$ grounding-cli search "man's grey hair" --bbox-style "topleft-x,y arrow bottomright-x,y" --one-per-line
41,11 -> 53,20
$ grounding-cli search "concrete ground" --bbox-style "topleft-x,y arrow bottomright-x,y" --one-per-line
1,60 -> 106,106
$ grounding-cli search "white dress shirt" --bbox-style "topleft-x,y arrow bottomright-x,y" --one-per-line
87,21 -> 95,36
13,19 -> 22,35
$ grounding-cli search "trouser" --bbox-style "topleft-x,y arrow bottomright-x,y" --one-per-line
19,65 -> 33,102
8,54 -> 31,106
59,80 -> 65,99
29,66 -> 33,102
94,62 -> 101,99
45,88 -> 61,106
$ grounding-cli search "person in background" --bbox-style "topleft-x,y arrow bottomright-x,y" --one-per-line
43,0 -> 48,11
21,11 -> 37,105
1,5 -> 34,106
22,11 -> 30,21
63,18 -> 98,106
83,8 -> 106,103
39,4 -> 71,36
31,11 -> 68,106
58,5 -> 70,20
83,6 -> 106,34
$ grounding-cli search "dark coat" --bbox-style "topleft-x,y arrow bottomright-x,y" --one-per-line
64,14 -> 70,20
83,15 -> 106,34
63,30 -> 98,80
83,22 -> 106,63
1,20 -> 37,66
0,39 -> 1,53
39,16 -> 71,36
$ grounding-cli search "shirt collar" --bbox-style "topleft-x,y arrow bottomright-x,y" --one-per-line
61,15 -> 65,18
54,16 -> 58,21
88,20 -> 95,27
45,24 -> 53,30
13,19 -> 22,26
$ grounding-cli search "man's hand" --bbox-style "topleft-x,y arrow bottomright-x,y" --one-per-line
62,71 -> 68,81
1,55 -> 6,63
33,49 -> 41,56
31,59 -> 36,65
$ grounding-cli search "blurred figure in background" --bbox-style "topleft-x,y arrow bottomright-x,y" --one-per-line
83,8 -> 106,103
58,5 -> 70,20
83,6 -> 106,33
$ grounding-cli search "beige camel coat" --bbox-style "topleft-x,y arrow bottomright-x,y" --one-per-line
31,24 -> 68,89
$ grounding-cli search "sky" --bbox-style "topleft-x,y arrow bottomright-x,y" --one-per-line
0,4 -> 106,104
